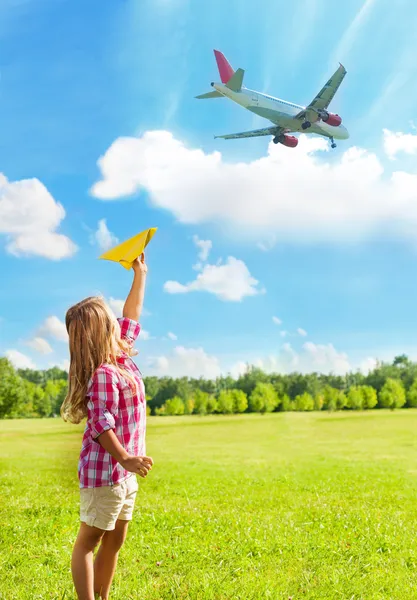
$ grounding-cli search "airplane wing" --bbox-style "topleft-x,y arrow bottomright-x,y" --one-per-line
295,64 -> 347,120
215,126 -> 280,140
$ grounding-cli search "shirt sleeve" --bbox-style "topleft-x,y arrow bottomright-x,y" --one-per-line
86,366 -> 120,439
117,317 -> 141,346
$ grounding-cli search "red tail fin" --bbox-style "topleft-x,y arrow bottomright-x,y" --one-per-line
214,50 -> 234,84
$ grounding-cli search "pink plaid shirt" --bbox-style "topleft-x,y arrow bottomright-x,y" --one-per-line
78,317 -> 146,488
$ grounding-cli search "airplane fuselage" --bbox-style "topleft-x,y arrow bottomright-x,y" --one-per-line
212,83 -> 349,141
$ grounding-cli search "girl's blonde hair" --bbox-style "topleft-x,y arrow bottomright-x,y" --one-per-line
61,296 -> 133,424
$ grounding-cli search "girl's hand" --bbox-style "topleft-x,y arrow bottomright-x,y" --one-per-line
132,253 -> 147,276
121,455 -> 154,478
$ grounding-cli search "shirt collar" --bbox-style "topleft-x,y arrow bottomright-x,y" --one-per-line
117,351 -> 129,365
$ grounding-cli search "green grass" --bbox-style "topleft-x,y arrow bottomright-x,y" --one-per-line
2,411 -> 417,599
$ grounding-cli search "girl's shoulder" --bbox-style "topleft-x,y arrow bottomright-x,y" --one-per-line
87,363 -> 122,393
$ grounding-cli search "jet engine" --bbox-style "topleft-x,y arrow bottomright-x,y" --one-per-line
279,134 -> 298,148
321,111 -> 342,127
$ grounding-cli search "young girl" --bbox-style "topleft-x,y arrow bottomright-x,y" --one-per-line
61,254 -> 153,600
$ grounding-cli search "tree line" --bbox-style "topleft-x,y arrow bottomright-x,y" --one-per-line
1,353 -> 417,419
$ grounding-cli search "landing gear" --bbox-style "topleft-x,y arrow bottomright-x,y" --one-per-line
330,136 -> 337,149
301,121 -> 311,130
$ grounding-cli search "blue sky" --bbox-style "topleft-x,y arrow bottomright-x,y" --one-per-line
2,0 -> 417,378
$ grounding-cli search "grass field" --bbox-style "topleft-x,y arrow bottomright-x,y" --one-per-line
2,412 -> 417,599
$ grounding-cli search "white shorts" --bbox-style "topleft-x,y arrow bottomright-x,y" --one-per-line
80,475 -> 139,531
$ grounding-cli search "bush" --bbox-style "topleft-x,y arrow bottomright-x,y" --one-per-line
379,378 -> 406,409
347,387 -> 363,410
163,396 -> 185,415
280,394 -> 293,412
294,392 -> 314,411
217,390 -> 235,414
249,383 -> 279,414
232,389 -> 248,413
184,397 -> 195,415
360,385 -> 377,409
407,379 -> 417,408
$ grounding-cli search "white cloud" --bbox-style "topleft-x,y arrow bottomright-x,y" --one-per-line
302,341 -> 351,375
167,332 -> 177,340
193,234 -> 212,262
48,358 -> 70,372
58,359 -> 70,372
360,357 -> 378,374
149,341 -> 367,379
26,337 -> 53,355
148,346 -> 221,378
253,343 -> 299,373
39,316 -> 68,342
108,297 -> 124,317
164,257 -> 262,302
141,329 -> 150,341
6,349 -> 35,369
383,129 -> 417,159
297,328 -> 308,337
91,130 -> 417,246
280,331 -> 288,338
0,174 -> 76,259
228,361 -> 249,379
93,219 -> 118,251
272,316 -> 282,326
246,341 -> 351,376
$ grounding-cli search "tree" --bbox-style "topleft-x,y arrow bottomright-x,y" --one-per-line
286,373 -> 309,399
184,397 -> 195,415
322,386 -> 340,411
236,367 -> 270,397
217,390 -> 235,414
360,385 -> 377,409
335,390 -> 347,410
17,368 -> 44,385
194,390 -> 209,415
347,387 -> 363,410
232,389 -> 248,413
407,379 -> 417,408
314,393 -> 324,411
280,394 -> 293,412
206,395 -> 218,414
249,383 -> 279,414
45,379 -> 67,416
143,376 -> 160,401
393,354 -> 410,368
379,378 -> 406,410
294,392 -> 314,411
33,386 -> 47,417
163,396 -> 185,415
215,375 -> 236,394
0,359 -> 24,418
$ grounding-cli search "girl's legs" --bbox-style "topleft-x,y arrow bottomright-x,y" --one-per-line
93,519 -> 130,600
72,523 -> 104,600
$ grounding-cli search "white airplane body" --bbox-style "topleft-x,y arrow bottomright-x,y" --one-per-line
196,50 -> 349,149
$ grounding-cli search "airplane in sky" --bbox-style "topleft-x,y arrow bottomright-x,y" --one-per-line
196,50 -> 349,149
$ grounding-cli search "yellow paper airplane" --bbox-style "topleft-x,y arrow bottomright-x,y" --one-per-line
99,227 -> 157,270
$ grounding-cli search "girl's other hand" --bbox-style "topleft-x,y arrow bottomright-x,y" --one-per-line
121,455 -> 153,478
132,253 -> 148,276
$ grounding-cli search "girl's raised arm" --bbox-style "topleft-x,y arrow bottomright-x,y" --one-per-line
123,253 -> 147,322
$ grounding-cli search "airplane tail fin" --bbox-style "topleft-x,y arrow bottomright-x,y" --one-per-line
225,68 -> 244,92
214,49 -> 234,83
